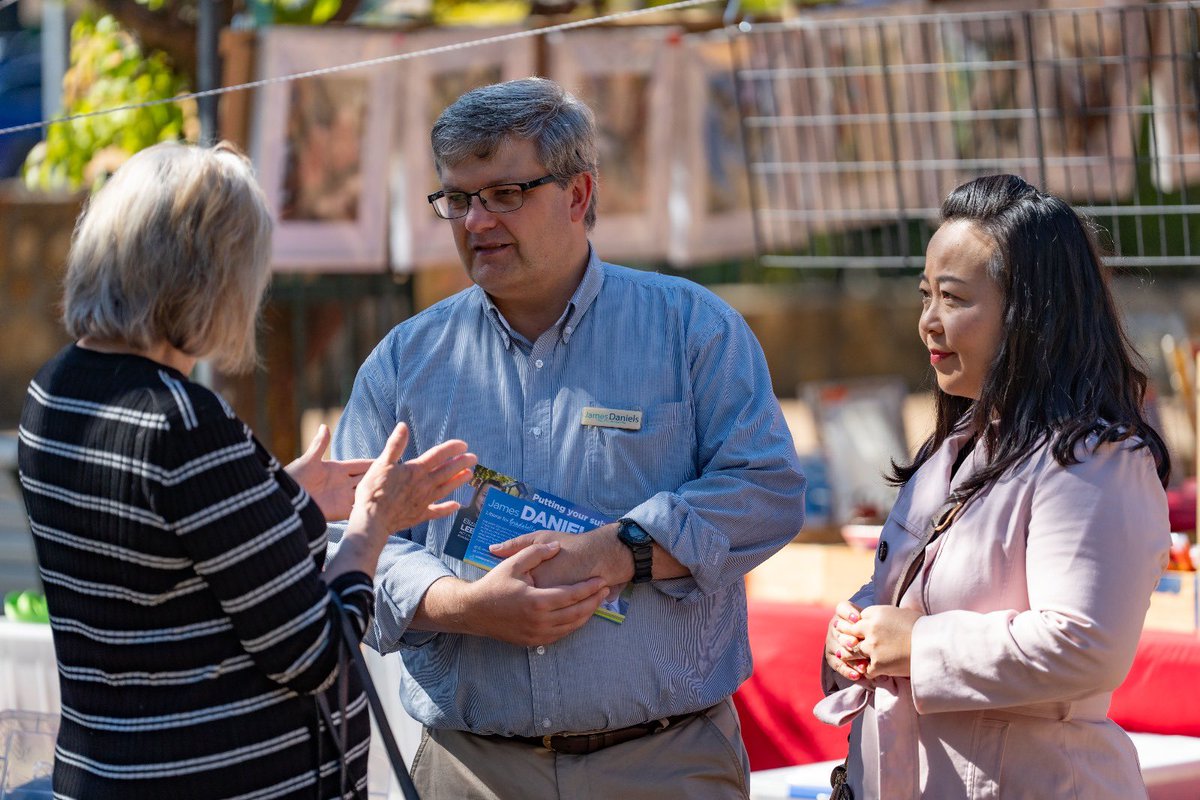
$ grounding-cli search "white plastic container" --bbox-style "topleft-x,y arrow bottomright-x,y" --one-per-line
0,710 -> 57,800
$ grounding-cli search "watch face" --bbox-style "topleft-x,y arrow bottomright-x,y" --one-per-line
620,521 -> 652,545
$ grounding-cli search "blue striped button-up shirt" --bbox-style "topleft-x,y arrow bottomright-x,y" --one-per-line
330,250 -> 806,736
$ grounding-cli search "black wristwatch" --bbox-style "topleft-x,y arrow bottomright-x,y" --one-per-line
617,518 -> 654,584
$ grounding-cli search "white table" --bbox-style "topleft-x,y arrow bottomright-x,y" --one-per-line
748,733 -> 1200,800
361,647 -> 424,800
0,621 -> 56,716
1132,732 -> 1200,800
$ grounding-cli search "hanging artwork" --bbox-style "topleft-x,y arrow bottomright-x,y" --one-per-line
1149,4 -> 1200,193
252,27 -> 398,272
546,27 -> 679,263
669,30 -> 756,266
924,3 -> 1037,201
734,2 -> 931,244
1030,0 -> 1149,202
389,28 -> 536,271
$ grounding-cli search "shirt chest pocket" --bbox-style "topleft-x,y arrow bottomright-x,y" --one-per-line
584,401 -> 696,516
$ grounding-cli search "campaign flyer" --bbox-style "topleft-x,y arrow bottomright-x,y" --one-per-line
445,465 -> 631,623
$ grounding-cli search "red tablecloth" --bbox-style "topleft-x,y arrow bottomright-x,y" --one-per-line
734,601 -> 1200,771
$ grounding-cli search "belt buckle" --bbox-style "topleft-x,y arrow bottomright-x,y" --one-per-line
542,731 -> 596,755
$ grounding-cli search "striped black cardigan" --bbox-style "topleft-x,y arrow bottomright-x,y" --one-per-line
18,345 -> 373,799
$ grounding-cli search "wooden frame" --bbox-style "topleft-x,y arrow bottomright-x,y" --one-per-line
1030,0 -> 1149,202
252,27 -> 398,272
546,27 -> 679,264
668,30 -> 756,266
1149,3 -> 1200,193
389,28 -> 536,272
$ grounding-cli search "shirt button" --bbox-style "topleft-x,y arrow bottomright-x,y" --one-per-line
531,427 -> 542,437
536,645 -> 545,655
877,540 -> 889,562
564,326 -> 573,335
535,359 -> 544,369
542,718 -> 552,729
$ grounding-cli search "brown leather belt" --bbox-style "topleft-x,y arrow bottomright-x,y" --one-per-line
471,709 -> 705,756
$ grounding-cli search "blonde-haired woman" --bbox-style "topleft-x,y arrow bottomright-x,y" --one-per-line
18,141 -> 476,799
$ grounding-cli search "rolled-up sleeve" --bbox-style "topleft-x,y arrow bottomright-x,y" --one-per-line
628,305 -> 806,601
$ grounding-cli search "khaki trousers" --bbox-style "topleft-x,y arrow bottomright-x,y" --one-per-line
410,697 -> 751,800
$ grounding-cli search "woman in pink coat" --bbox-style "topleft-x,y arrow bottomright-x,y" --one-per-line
816,174 -> 1171,799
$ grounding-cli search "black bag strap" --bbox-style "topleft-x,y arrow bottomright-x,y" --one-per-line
315,675 -> 351,797
329,593 -> 422,800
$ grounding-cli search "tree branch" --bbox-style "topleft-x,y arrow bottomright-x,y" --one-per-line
86,0 -> 236,81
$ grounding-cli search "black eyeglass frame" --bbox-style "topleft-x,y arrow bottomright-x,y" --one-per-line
426,174 -> 558,219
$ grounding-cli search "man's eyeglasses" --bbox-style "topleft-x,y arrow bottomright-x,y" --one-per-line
427,175 -> 558,220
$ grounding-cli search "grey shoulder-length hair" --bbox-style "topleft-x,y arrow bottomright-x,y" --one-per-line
431,77 -> 600,230
63,141 -> 273,373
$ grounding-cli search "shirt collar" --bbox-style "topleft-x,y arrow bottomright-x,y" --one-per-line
477,245 -> 605,351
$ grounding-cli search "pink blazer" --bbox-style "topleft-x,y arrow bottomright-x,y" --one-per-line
815,428 -> 1170,799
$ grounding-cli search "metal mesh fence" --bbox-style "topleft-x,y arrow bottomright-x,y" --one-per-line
732,1 -> 1200,270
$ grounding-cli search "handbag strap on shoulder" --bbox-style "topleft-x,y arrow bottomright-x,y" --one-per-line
889,497 -> 966,607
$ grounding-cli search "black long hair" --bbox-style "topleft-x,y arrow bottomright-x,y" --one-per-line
890,174 -> 1170,498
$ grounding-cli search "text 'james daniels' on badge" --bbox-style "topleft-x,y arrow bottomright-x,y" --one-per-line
580,407 -> 643,430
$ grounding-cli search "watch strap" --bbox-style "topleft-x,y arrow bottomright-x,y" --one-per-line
618,519 -> 654,584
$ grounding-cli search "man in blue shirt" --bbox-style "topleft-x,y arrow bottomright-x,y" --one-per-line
332,77 -> 806,798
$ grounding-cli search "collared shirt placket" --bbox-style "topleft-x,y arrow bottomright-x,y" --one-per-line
518,323 -> 565,735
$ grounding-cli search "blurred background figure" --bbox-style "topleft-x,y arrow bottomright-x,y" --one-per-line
0,4 -> 41,179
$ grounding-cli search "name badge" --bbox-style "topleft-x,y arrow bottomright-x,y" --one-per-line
581,406 -> 643,430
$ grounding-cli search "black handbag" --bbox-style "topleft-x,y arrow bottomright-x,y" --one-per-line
828,497 -> 967,800
320,593 -> 422,800
830,761 -> 852,800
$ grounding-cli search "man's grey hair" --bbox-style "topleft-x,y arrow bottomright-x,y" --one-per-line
63,141 -> 273,373
431,77 -> 600,230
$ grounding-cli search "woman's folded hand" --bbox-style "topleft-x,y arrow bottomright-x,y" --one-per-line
845,605 -> 922,679
826,600 -> 869,682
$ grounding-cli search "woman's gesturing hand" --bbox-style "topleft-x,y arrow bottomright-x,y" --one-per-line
286,424 -> 374,521
825,600 -> 870,682
325,423 -> 475,585
350,422 -> 477,535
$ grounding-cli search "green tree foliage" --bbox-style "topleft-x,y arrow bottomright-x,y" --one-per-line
19,0 -> 359,193
22,13 -> 198,192
257,0 -> 347,25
